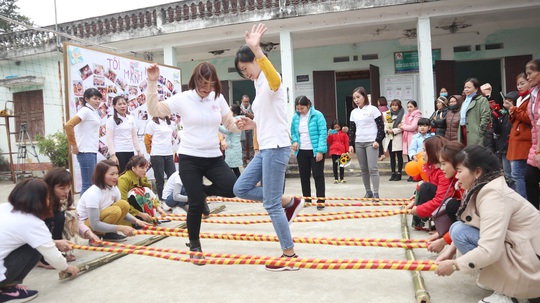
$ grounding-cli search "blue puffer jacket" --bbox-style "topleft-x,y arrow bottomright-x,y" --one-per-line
291,107 -> 328,156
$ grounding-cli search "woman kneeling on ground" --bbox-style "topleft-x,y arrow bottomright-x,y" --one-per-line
0,179 -> 79,302
435,145 -> 540,303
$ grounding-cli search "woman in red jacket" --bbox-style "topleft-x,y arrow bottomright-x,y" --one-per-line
503,73 -> 532,199
406,136 -> 460,230
327,120 -> 349,184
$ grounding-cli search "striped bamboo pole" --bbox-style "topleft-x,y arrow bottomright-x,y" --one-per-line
164,208 -> 406,218
70,243 -> 437,270
160,210 -> 407,224
401,206 -> 430,303
207,196 -> 409,203
134,228 -> 428,249
144,226 -> 427,243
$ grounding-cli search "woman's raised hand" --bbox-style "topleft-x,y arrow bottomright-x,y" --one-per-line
245,23 -> 266,58
147,64 -> 160,81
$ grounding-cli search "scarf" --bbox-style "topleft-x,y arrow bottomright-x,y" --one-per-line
460,92 -> 476,125
391,107 -> 405,129
457,170 -> 503,219
519,89 -> 530,97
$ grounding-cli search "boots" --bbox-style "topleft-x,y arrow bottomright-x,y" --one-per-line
186,240 -> 205,266
389,173 -> 396,181
394,173 -> 402,181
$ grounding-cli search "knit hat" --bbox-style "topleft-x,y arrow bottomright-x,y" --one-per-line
504,91 -> 519,104
436,96 -> 448,107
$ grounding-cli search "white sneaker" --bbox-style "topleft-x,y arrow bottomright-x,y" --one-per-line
478,292 -> 513,303
161,201 -> 171,211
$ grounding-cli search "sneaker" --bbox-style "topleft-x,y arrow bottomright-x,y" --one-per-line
478,292 -> 513,303
316,204 -> 325,211
284,197 -> 304,225
334,179 -> 339,184
407,176 -> 414,182
364,191 -> 373,198
340,179 -> 346,183
0,285 -> 38,303
373,193 -> 380,202
160,201 -> 171,211
265,254 -> 300,272
101,232 -> 127,242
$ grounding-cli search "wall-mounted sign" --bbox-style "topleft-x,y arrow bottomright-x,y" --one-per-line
394,49 -> 441,74
296,74 -> 309,82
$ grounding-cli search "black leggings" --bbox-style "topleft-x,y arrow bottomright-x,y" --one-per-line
525,164 -> 540,209
387,141 -> 403,174
0,244 -> 41,287
178,154 -> 237,242
331,154 -> 344,180
116,152 -> 135,173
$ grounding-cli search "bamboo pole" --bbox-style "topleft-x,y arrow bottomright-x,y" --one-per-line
401,207 -> 430,303
59,205 -> 226,280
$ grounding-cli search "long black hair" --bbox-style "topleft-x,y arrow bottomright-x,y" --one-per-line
453,145 -> 502,218
112,96 -> 127,125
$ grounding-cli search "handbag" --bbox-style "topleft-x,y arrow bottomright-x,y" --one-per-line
62,209 -> 79,241
431,179 -> 456,236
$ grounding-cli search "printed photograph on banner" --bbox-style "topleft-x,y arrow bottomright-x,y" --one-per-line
93,63 -> 104,75
73,81 -> 84,96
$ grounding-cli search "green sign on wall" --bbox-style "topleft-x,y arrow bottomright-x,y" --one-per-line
394,49 -> 441,74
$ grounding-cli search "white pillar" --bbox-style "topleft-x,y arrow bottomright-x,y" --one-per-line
163,47 -> 177,67
280,31 -> 295,122
417,17 -> 435,117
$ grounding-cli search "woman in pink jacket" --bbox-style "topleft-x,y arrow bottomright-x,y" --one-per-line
399,100 -> 422,181
525,58 -> 540,209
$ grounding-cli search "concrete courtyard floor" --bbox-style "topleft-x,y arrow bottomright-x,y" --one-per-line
0,175 -> 490,303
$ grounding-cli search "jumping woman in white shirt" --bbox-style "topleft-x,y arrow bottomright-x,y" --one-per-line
234,23 -> 304,271
145,62 -> 240,259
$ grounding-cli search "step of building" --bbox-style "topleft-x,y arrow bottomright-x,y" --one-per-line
285,158 -> 401,178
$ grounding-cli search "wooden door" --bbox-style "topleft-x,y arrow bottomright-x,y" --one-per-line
313,70 -> 336,127
369,64 -> 380,106
13,90 -> 44,140
435,60 -> 456,95
504,55 -> 532,92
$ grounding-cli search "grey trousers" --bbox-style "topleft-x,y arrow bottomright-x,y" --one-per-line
355,141 -> 380,194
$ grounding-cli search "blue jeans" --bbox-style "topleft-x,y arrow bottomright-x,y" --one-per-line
234,147 -> 294,250
77,152 -> 97,196
165,194 -> 187,208
511,160 -> 527,199
450,221 -> 480,255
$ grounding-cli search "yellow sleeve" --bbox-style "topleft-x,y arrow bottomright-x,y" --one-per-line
256,57 -> 281,92
144,134 -> 152,154
64,116 -> 82,147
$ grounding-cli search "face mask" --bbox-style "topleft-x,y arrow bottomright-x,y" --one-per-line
440,92 -> 448,97
449,104 -> 459,110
